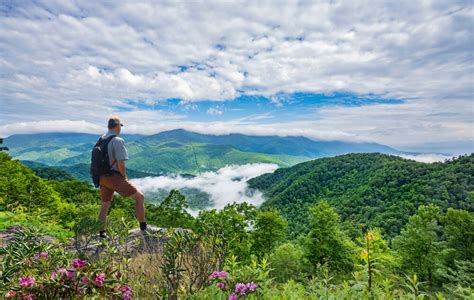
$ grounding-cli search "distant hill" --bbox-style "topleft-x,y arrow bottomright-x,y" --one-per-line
248,153 -> 473,237
137,129 -> 402,157
4,129 -> 404,177
20,160 -> 158,183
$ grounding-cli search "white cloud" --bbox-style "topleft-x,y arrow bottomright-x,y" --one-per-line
0,120 -> 102,136
207,107 -> 224,116
398,154 -> 454,163
0,1 -> 472,148
131,163 -> 278,210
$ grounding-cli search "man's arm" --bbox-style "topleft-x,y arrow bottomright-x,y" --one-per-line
117,160 -> 126,178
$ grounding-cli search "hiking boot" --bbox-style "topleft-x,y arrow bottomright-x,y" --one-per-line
98,231 -> 108,239
141,226 -> 155,239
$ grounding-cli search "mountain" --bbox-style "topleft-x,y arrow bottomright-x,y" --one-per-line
4,133 -> 143,165
248,153 -> 473,237
139,129 -> 402,157
4,129 -> 404,178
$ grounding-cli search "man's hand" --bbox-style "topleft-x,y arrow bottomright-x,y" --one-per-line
117,160 -> 127,178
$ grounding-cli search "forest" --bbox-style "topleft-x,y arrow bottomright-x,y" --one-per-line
0,141 -> 472,299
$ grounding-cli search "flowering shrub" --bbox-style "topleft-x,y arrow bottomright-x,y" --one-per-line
211,270 -> 259,299
3,253 -> 132,299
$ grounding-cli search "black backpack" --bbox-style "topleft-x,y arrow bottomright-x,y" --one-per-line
90,135 -> 116,187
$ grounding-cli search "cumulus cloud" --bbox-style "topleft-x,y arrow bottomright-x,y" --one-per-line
130,163 -> 278,210
0,120 -> 102,136
0,1 -> 472,149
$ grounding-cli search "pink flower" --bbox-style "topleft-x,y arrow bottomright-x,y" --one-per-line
217,282 -> 225,289
57,268 -> 74,280
123,291 -> 131,300
5,290 -> 16,299
95,273 -> 106,286
19,276 -> 35,287
246,282 -> 257,292
117,285 -> 132,300
228,293 -> 238,300
71,258 -> 88,269
211,270 -> 228,279
66,270 -> 75,280
20,292 -> 35,300
82,277 -> 90,285
235,283 -> 247,295
57,268 -> 67,275
37,252 -> 48,260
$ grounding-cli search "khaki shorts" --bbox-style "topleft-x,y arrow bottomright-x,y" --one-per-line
99,173 -> 138,202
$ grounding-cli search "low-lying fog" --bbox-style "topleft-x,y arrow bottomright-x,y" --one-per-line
130,153 -> 454,213
130,163 -> 279,212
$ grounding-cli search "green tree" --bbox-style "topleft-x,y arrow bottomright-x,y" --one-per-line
269,242 -> 308,283
197,202 -> 256,262
150,189 -> 195,228
250,208 -> 288,258
392,204 -> 445,287
355,228 -> 398,291
0,138 -> 8,152
305,201 -> 355,274
441,208 -> 474,261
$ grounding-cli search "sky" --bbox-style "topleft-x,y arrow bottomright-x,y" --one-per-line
0,1 -> 473,153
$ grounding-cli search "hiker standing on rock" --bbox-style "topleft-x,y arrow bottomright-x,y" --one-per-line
91,116 -> 149,238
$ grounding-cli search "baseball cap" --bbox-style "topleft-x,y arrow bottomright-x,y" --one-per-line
108,117 -> 124,129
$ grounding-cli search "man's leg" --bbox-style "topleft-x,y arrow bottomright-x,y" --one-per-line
130,191 -> 146,225
98,200 -> 112,231
99,183 -> 114,234
114,174 -> 148,230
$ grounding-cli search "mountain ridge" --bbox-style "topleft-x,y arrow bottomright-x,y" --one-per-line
248,152 -> 473,237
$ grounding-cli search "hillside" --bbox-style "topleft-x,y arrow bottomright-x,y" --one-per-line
1,144 -> 473,299
248,153 -> 473,237
3,129 -> 404,177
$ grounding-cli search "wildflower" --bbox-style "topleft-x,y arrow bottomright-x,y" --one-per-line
211,271 -> 220,278
211,270 -> 228,279
117,285 -> 132,300
217,282 -> 225,289
82,277 -> 90,285
50,272 -> 57,280
67,270 -> 75,280
246,282 -> 257,292
116,271 -> 122,280
123,290 -> 131,300
37,252 -> 48,260
57,268 -> 74,280
20,292 -> 35,300
95,273 -> 106,287
71,258 -> 88,269
5,290 -> 16,299
228,293 -> 238,300
19,276 -> 35,287
235,283 -> 247,295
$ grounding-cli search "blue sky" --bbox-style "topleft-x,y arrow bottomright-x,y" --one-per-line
0,1 -> 472,153
114,93 -> 403,123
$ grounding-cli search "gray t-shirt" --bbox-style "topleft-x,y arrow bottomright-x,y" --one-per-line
103,130 -> 128,172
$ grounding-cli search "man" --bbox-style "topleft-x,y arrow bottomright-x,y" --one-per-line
98,116 -> 148,238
